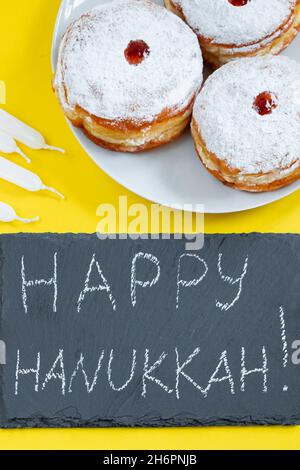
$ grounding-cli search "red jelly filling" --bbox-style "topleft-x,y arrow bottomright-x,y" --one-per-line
253,92 -> 278,116
124,40 -> 150,65
228,0 -> 249,6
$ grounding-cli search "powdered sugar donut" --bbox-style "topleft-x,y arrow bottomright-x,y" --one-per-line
165,0 -> 300,68
191,56 -> 300,192
53,0 -> 203,152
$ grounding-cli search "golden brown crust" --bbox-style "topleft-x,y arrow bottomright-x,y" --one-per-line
82,118 -> 189,152
164,0 -> 184,18
191,119 -> 300,192
165,0 -> 300,68
58,93 -> 195,153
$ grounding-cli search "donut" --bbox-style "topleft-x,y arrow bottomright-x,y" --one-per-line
191,56 -> 300,192
165,0 -> 300,68
53,0 -> 203,153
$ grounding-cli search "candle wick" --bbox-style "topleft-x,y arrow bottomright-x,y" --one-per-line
17,148 -> 31,163
42,185 -> 65,200
16,215 -> 40,224
44,145 -> 65,154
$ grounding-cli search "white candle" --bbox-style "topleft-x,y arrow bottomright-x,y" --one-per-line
0,156 -> 65,199
0,129 -> 30,163
0,109 -> 65,153
0,201 -> 39,223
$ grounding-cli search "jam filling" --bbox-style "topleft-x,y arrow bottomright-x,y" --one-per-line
253,92 -> 278,116
228,0 -> 250,6
124,40 -> 150,65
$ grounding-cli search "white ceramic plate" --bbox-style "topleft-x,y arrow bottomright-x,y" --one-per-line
51,0 -> 300,213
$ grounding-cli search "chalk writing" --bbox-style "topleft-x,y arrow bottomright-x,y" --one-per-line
14,347 -> 270,399
77,253 -> 117,313
142,349 -> 173,397
216,253 -> 248,312
131,253 -> 160,308
279,306 -> 288,368
176,254 -> 208,309
21,252 -> 57,314
1,234 -> 300,427
41,349 -> 66,395
68,351 -> 105,394
108,349 -> 137,391
241,347 -> 268,393
15,349 -> 40,395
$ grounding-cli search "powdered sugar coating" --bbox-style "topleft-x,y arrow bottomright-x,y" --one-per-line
174,0 -> 296,46
193,56 -> 300,174
54,0 -> 203,124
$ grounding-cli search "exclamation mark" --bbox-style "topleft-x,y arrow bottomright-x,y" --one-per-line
279,306 -> 288,391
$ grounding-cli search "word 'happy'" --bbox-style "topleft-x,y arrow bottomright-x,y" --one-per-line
20,251 -> 249,314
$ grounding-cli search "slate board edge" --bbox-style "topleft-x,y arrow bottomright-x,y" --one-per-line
0,237 -> 5,426
4,414 -> 300,429
1,232 -> 300,239
1,232 -> 300,429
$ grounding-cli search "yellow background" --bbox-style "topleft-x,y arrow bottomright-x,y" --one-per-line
0,0 -> 300,450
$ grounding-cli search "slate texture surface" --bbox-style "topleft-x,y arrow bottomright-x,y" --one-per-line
0,233 -> 299,428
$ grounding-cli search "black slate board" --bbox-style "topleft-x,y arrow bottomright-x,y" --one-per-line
0,233 -> 300,428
